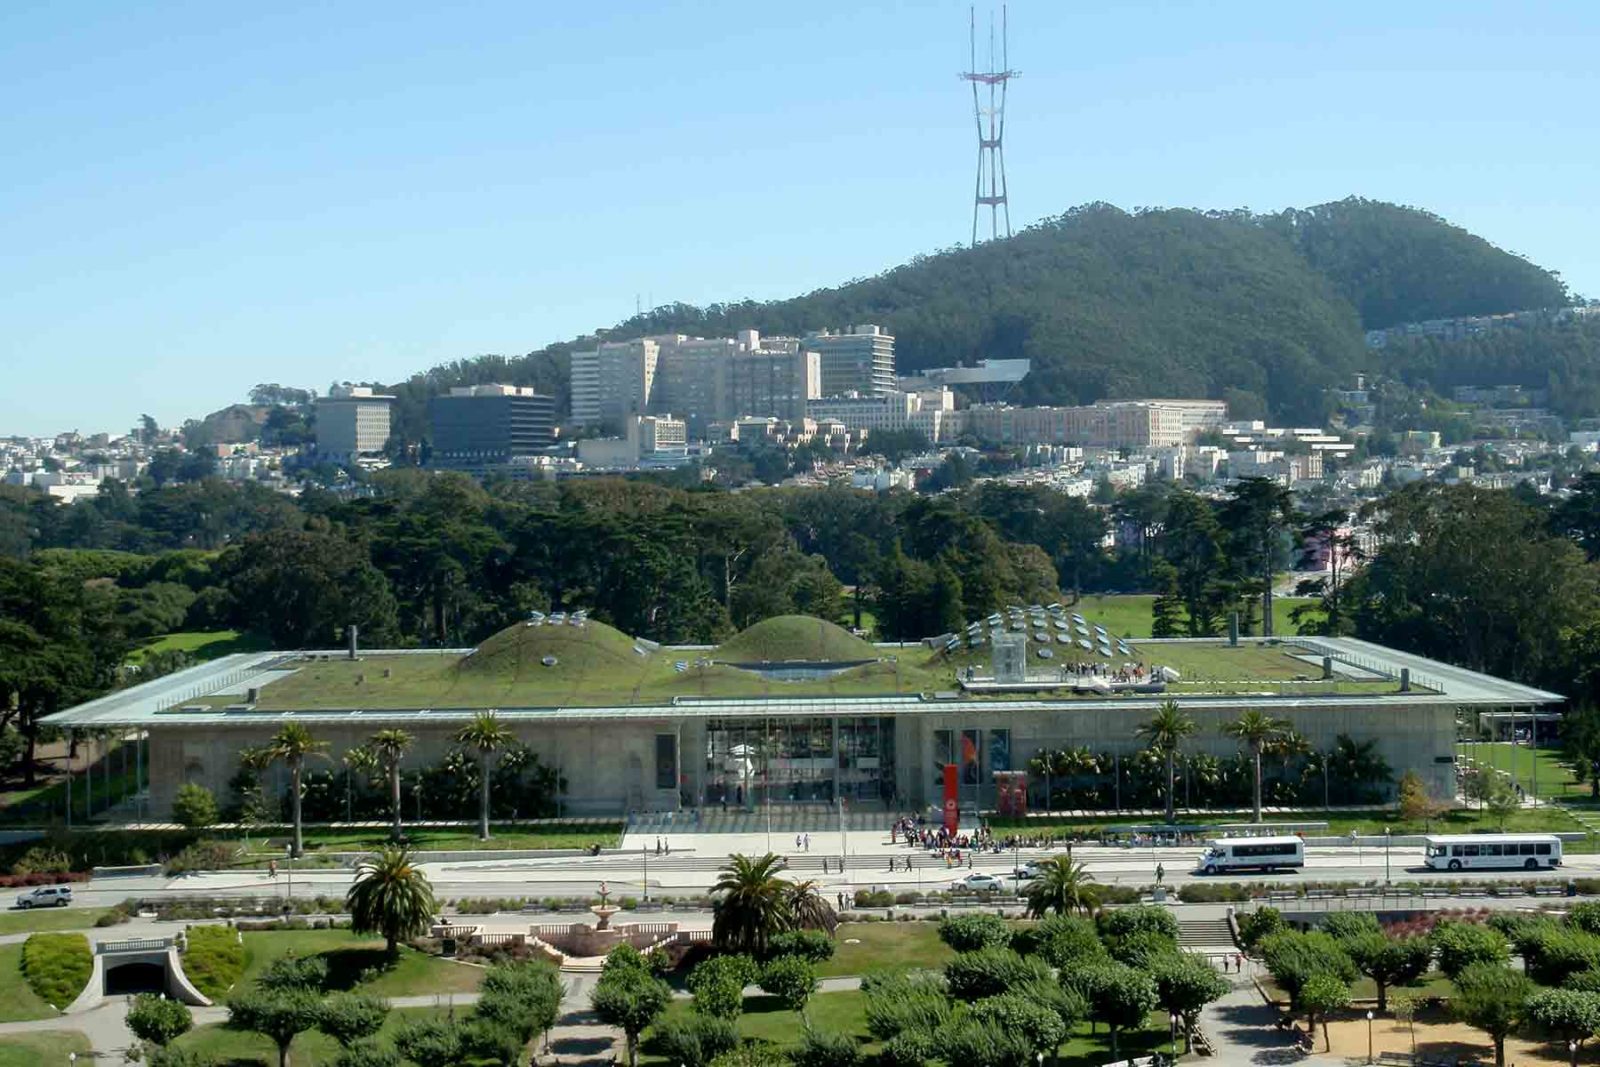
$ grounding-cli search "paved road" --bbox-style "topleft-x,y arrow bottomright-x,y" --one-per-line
51,841 -> 1596,909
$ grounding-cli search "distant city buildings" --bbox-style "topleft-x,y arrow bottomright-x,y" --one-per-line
803,325 -> 896,398
315,384 -> 395,461
964,399 -> 1228,449
427,384 -> 557,471
570,338 -> 660,428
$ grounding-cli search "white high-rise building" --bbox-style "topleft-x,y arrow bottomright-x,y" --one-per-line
315,385 -> 395,460
570,338 -> 662,427
803,325 -> 896,398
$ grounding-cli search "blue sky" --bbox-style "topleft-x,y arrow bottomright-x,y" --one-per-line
3,1 -> 1598,436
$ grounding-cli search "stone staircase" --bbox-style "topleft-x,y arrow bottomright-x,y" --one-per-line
629,804 -> 891,836
1177,917 -> 1236,954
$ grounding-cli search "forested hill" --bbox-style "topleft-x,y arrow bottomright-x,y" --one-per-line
1260,199 -> 1567,330
383,197 -> 1568,432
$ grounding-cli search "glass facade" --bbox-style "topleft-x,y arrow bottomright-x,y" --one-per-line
703,716 -> 896,807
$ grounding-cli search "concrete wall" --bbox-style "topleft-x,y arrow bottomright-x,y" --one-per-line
146,700 -> 1453,819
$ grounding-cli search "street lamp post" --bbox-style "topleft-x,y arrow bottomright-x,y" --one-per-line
1170,1012 -> 1180,1056
642,844 -> 649,904
1366,1009 -> 1374,1064
1384,827 -> 1392,885
284,843 -> 294,912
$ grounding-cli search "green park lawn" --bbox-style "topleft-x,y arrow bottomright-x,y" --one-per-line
1458,741 -> 1589,800
285,824 -> 623,853
0,943 -> 63,1022
0,908 -> 111,936
0,1031 -> 91,1067
232,930 -> 483,1001
174,1005 -> 455,1066
1071,594 -> 1323,640
818,921 -> 955,977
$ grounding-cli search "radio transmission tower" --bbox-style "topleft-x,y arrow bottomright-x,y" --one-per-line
962,5 -> 1019,246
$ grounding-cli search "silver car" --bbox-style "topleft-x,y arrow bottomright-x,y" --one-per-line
15,885 -> 72,909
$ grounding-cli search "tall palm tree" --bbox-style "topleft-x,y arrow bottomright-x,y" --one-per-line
1222,710 -> 1293,822
1136,700 -> 1198,824
346,846 -> 437,956
454,712 -> 515,840
368,729 -> 414,842
711,852 -> 791,956
342,744 -> 379,823
785,878 -> 838,935
1024,856 -> 1098,917
264,722 -> 329,858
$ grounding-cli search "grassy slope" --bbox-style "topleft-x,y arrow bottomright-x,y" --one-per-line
1460,742 -> 1588,800
1073,594 -> 1323,639
0,943 -> 60,1022
233,930 -> 483,1001
0,1031 -> 90,1067
715,616 -> 877,662
134,629 -> 271,662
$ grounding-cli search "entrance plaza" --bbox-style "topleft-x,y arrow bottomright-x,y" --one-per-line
44,614 -> 1561,822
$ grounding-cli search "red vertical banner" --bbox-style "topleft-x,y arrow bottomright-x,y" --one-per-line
942,763 -> 959,834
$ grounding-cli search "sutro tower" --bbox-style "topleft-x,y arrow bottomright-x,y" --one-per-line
961,5 -> 1019,246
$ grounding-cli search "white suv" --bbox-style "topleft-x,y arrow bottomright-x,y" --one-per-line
15,885 -> 73,909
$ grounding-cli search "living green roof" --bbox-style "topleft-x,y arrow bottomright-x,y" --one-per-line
41,623 -> 1565,728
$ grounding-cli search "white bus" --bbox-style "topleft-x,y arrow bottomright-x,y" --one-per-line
1198,836 -> 1305,875
1424,833 -> 1563,871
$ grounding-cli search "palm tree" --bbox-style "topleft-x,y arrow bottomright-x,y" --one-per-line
1136,700 -> 1198,824
342,744 -> 379,823
786,879 -> 838,935
1025,856 -> 1098,917
1222,710 -> 1293,822
454,712 -> 515,840
368,729 -> 414,842
711,852 -> 791,956
264,723 -> 329,858
346,846 -> 437,956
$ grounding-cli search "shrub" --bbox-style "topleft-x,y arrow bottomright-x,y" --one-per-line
792,1026 -> 863,1067
182,925 -> 245,999
318,992 -> 389,1043
1176,882 -> 1249,903
1257,931 -> 1357,1007
1097,905 -> 1179,949
164,840 -> 239,876
394,1016 -> 465,1067
654,1014 -> 741,1067
863,971 -> 952,1040
1024,914 -> 1105,968
938,913 -> 1013,953
460,1019 -> 525,1066
879,1030 -> 936,1067
940,1015 -> 1036,1067
10,846 -> 72,876
127,992 -> 193,1046
709,1040 -> 790,1067
149,1047 -> 218,1067
172,784 -> 220,829
20,932 -> 92,1008
760,954 -> 818,1012
1430,920 -> 1509,980
970,992 -> 1069,1055
1320,913 -> 1382,943
473,959 -> 562,1042
258,954 -> 330,993
944,947 -> 1051,1002
688,955 -> 758,1018
767,929 -> 835,963
332,1039 -> 401,1067
1237,906 -> 1285,950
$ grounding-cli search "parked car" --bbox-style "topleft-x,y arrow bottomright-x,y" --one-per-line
951,872 -> 1006,893
15,885 -> 72,909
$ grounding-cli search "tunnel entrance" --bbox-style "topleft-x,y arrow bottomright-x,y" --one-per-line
105,960 -> 165,996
